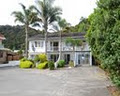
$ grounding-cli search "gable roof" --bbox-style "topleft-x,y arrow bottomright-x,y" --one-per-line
28,32 -> 86,41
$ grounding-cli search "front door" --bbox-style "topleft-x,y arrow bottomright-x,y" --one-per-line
64,54 -> 70,64
78,53 -> 90,64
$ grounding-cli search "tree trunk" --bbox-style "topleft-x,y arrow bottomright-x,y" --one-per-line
59,30 -> 62,60
44,23 -> 48,55
73,46 -> 75,67
54,30 -> 62,69
25,25 -> 28,58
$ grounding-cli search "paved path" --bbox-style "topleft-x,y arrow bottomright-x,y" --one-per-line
0,61 -> 19,68
0,66 -> 111,96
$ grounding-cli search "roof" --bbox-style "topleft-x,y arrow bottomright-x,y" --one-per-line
0,33 -> 6,40
28,32 -> 86,41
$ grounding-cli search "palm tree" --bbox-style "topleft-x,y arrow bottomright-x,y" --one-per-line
57,17 -> 70,60
30,0 -> 62,54
65,37 -> 82,66
12,3 -> 38,58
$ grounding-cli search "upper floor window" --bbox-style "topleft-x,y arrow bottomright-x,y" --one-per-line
35,41 -> 37,47
34,41 -> 43,48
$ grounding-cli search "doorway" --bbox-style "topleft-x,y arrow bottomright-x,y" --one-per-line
64,54 -> 70,64
50,54 -> 59,62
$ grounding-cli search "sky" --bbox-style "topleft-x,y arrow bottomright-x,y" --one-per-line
0,0 -> 97,26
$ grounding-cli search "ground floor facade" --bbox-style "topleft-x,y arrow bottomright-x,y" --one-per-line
29,51 -> 92,66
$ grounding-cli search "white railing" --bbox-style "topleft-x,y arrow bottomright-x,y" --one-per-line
48,46 -> 59,51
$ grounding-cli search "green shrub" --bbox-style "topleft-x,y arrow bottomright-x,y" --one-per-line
20,58 -> 27,62
48,61 -> 54,70
19,60 -> 34,68
69,60 -> 74,67
34,55 -> 40,62
38,54 -> 47,63
58,60 -> 65,68
37,62 -> 48,69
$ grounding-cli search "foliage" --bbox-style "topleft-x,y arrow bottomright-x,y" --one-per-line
77,17 -> 90,32
38,54 -> 47,63
48,61 -> 55,70
69,60 -> 74,67
62,17 -> 89,33
30,0 -> 62,54
86,0 -> 120,87
19,58 -> 35,68
0,25 -> 41,50
37,61 -> 48,69
36,54 -> 48,69
34,55 -> 40,62
57,60 -> 65,68
17,49 -> 23,55
65,37 -> 82,47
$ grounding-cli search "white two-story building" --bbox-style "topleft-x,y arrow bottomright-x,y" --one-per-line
28,32 -> 92,66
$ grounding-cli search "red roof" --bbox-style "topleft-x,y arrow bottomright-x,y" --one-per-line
0,33 -> 6,40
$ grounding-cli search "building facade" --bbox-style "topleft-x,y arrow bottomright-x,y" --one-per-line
0,33 -> 5,48
28,32 -> 92,66
0,34 -> 7,63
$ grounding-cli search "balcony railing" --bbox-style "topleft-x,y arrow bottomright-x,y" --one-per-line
49,46 -> 59,51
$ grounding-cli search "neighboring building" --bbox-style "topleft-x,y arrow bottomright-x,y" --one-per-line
0,34 -> 7,63
28,32 -> 92,66
0,33 -> 5,48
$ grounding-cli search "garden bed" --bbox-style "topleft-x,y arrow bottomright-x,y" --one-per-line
107,86 -> 120,96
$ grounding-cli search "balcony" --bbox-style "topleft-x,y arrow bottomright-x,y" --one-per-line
48,46 -> 59,52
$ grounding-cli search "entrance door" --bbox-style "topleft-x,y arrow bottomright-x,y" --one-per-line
64,54 -> 70,64
78,53 -> 90,64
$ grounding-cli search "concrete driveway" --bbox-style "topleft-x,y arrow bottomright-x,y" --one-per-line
0,66 -> 111,96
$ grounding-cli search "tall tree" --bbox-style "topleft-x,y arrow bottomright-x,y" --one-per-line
65,38 -> 82,66
31,0 -> 62,54
12,3 -> 38,58
52,17 -> 69,68
86,0 -> 120,87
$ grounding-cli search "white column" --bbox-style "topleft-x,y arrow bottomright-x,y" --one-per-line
90,52 -> 92,66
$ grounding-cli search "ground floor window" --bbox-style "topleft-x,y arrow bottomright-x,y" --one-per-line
78,53 -> 90,64
50,54 -> 59,62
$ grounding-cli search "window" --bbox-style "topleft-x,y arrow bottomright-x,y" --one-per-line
35,41 -> 37,47
40,41 -> 43,47
34,41 -> 43,48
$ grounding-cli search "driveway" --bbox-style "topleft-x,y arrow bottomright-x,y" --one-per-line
0,65 -> 111,96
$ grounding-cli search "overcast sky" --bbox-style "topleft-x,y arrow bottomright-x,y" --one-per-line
0,0 -> 97,26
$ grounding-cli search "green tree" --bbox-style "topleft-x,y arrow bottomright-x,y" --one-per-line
52,17 -> 69,68
12,3 -> 38,58
57,17 -> 69,60
86,0 -> 120,87
65,38 -> 82,66
31,0 -> 62,54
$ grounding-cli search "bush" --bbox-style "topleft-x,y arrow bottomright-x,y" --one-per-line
37,61 -> 48,69
48,61 -> 54,70
20,58 -> 27,62
58,60 -> 65,68
34,55 -> 40,62
69,60 -> 74,67
38,54 -> 47,63
19,59 -> 35,68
